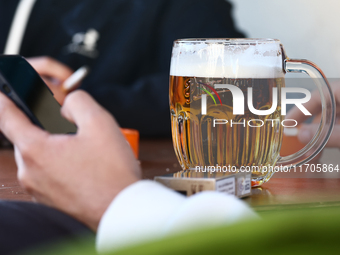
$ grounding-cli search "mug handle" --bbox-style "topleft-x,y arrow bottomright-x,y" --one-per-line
276,58 -> 336,167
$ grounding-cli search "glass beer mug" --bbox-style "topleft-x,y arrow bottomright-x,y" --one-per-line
169,38 -> 335,186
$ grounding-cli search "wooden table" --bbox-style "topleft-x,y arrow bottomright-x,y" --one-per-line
1,139 -> 340,210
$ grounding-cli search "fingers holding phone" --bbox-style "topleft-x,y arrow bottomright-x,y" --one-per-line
27,56 -> 87,105
0,89 -> 141,231
0,55 -> 77,134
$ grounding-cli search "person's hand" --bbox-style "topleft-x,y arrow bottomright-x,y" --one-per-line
27,57 -> 79,105
0,90 -> 141,231
286,83 -> 340,147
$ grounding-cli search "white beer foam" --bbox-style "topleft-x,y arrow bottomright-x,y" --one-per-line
170,40 -> 284,78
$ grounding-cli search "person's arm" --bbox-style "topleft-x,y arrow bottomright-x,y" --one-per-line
0,90 -> 141,231
0,90 -> 256,253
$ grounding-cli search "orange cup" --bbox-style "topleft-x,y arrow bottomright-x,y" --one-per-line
120,128 -> 139,158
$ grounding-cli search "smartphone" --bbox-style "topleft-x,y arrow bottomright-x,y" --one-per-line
0,55 -> 77,134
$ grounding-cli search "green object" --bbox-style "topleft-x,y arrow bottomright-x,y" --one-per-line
23,206 -> 340,255
198,87 -> 217,105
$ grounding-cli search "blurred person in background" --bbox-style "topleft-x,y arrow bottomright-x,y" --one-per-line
0,0 -> 244,137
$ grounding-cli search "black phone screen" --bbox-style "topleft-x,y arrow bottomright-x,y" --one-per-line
0,55 -> 77,134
